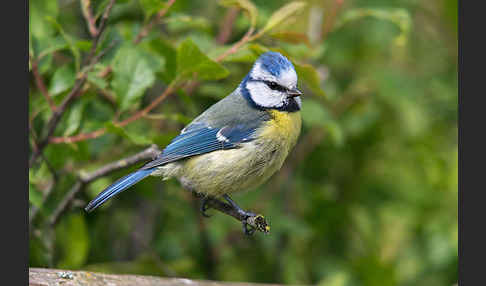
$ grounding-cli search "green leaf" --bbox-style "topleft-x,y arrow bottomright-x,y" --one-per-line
55,213 -> 90,269
336,8 -> 411,47
48,64 -> 76,96
139,48 -> 166,74
63,101 -> 86,136
261,1 -> 307,34
29,183 -> 43,209
219,0 -> 258,27
87,72 -> 108,90
247,43 -> 270,55
105,122 -> 153,145
294,63 -> 326,98
148,38 -> 177,82
36,36 -> 69,59
270,31 -> 311,47
221,47 -> 258,63
46,16 -> 82,71
29,0 -> 59,64
176,38 -> 229,80
111,44 -> 156,112
139,0 -> 168,20
29,0 -> 58,41
165,14 -> 212,33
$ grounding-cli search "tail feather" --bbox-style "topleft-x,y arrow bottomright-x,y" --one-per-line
85,168 -> 154,212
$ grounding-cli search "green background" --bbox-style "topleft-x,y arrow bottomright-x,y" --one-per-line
29,0 -> 458,285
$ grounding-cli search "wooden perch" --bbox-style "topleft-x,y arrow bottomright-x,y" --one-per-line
29,268 -> 282,286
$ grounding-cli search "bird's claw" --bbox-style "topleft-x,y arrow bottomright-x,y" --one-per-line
195,193 -> 270,235
200,197 -> 212,218
241,214 -> 270,236
242,220 -> 256,235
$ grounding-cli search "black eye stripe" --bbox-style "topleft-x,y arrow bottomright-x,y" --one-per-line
264,81 -> 287,92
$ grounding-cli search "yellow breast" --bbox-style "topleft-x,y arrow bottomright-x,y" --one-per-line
259,110 -> 302,152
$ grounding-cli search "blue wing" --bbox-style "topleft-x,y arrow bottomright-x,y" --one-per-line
85,123 -> 260,212
141,123 -> 258,169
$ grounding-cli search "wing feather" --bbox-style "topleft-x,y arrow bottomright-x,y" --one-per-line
141,124 -> 258,169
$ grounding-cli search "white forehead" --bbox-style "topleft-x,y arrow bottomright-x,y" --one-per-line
250,62 -> 297,89
280,68 -> 298,89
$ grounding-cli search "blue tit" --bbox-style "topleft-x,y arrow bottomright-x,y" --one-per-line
85,51 -> 303,233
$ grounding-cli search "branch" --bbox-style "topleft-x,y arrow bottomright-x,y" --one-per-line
215,27 -> 255,62
48,82 -> 178,144
216,7 -> 240,44
48,144 -> 161,226
81,0 -> 99,37
133,0 -> 177,44
320,0 -> 345,42
29,268 -> 282,286
28,0 -> 116,168
48,17 -> 262,145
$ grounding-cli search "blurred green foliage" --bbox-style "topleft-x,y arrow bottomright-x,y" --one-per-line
29,0 -> 457,285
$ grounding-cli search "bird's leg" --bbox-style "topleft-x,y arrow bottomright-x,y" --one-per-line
191,191 -> 269,235
191,191 -> 213,217
200,196 -> 212,218
223,194 -> 256,218
223,194 -> 261,236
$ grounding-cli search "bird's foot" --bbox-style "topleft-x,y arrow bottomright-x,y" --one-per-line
191,191 -> 212,217
223,195 -> 270,235
192,192 -> 270,235
200,197 -> 212,218
242,214 -> 270,235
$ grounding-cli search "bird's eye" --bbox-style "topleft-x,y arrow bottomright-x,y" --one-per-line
266,81 -> 286,92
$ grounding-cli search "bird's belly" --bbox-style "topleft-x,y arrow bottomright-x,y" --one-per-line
174,138 -> 288,197
157,110 -> 301,197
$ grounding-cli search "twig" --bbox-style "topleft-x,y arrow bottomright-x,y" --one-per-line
96,87 -> 117,107
28,0 -> 116,168
133,0 -> 177,44
320,0 -> 345,42
81,0 -> 99,37
82,0 -> 115,67
49,18 -> 260,145
30,56 -> 56,111
216,7 -> 240,44
48,82 -> 178,144
215,27 -> 255,62
48,144 -> 161,226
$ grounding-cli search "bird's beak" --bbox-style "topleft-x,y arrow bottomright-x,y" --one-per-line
287,88 -> 303,98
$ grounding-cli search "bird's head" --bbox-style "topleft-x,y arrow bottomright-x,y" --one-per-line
241,52 -> 302,112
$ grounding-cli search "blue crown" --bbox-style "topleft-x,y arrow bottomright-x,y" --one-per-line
256,52 -> 295,77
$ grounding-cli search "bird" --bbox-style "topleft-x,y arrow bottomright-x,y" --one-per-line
85,51 -> 303,235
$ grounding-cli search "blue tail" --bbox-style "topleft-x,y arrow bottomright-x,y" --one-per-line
85,168 -> 154,212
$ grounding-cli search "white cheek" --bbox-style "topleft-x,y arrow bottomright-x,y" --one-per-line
246,82 -> 285,108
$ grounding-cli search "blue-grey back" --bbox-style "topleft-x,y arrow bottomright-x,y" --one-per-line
140,88 -> 271,169
182,88 -> 271,133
